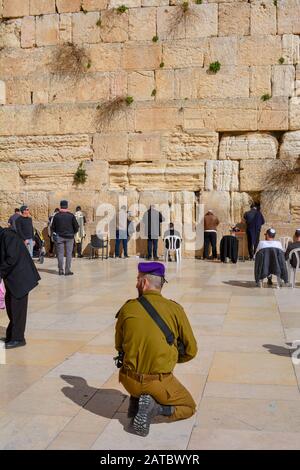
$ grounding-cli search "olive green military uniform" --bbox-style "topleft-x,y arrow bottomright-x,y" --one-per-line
115,290 -> 198,421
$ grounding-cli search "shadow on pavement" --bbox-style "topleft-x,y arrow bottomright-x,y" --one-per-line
223,280 -> 257,288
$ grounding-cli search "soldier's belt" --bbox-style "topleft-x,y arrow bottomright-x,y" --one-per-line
121,368 -> 171,383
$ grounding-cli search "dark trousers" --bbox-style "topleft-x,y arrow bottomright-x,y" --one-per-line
203,231 -> 217,259
76,241 -> 82,257
115,230 -> 128,257
5,288 -> 28,342
147,239 -> 158,259
246,230 -> 260,259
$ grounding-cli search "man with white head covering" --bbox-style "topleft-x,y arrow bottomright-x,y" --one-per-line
255,228 -> 284,286
203,209 -> 219,260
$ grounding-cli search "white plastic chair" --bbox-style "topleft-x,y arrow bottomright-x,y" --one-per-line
164,235 -> 181,263
288,248 -> 300,288
279,236 -> 293,251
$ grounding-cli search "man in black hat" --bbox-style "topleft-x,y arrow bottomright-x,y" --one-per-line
115,261 -> 197,437
15,205 -> 35,257
51,201 -> 79,275
0,226 -> 40,348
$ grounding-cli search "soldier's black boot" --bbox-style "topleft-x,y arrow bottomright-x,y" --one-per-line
133,394 -> 174,437
127,396 -> 139,418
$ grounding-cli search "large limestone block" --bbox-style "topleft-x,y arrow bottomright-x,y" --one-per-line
128,133 -> 161,162
185,4 -> 218,39
200,190 -> 230,223
250,1 -> 276,35
128,162 -> 205,191
100,9 -> 128,43
0,19 -> 21,48
49,190 -> 101,218
109,164 -> 129,189
0,134 -> 93,163
280,131 -> 300,159
0,191 -> 49,223
278,0 -> 300,34
129,7 -> 156,40
163,40 -> 206,69
122,44 -> 162,70
0,81 -> 5,105
289,97 -> 300,130
0,163 -> 20,191
250,66 -> 271,97
21,16 -> 35,48
219,2 -> 250,36
231,192 -> 252,225
258,97 -> 289,131
162,129 -> 218,161
139,191 -> 170,209
72,12 -> 101,44
291,192 -> 300,222
0,104 -> 60,136
157,6 -> 185,40
128,71 -> 155,101
272,65 -> 295,97
88,44 -> 121,71
204,37 -> 238,66
5,78 -> 31,105
240,160 -> 284,191
109,0 -> 141,6
110,71 -> 127,98
0,47 -> 50,79
30,0 -> 56,15
50,72 -> 110,103
56,0 -> 81,13
59,14 -> 72,43
238,35 -> 282,66
155,69 -> 175,101
20,161 -> 81,191
135,106 -> 182,132
93,132 -> 128,161
84,161 -> 109,190
3,0 -> 29,17
82,0 -> 108,10
260,191 -> 291,223
183,99 -> 258,132
142,0 -> 168,5
219,133 -> 278,160
205,160 -> 239,191
282,34 -> 300,65
36,14 -> 59,47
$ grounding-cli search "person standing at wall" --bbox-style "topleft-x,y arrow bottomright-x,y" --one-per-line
74,206 -> 86,258
203,210 -> 219,260
8,208 -> 20,232
48,208 -> 59,257
51,200 -> 79,276
15,205 -> 35,257
243,204 -> 265,260
143,205 -> 164,260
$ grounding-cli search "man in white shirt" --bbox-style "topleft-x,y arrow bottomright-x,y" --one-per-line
256,228 -> 283,286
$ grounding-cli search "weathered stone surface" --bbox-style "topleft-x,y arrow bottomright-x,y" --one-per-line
162,130 -> 218,161
272,65 -> 295,97
55,0 -> 81,13
128,162 -> 205,191
185,4 -> 218,39
240,160 -> 284,191
36,14 -> 59,47
30,0 -> 55,15
250,1 -> 276,35
289,97 -> 300,130
155,69 -> 175,101
5,78 -> 31,104
219,2 -> 250,36
282,34 -> 300,65
200,190 -> 230,223
257,97 -> 289,131
204,37 -> 238,66
0,19 -> 21,48
3,0 -> 29,18
0,104 -> 60,136
278,0 -> 300,34
219,133 -> 278,160
88,44 -> 121,71
0,162 -> 20,191
82,0 -> 108,10
50,73 -> 110,103
93,132 -> 128,161
0,191 -> 49,223
231,192 -> 252,225
100,9 -> 128,43
135,106 -> 182,131
109,71 -> 127,98
72,12 -> 101,44
261,191 -> 291,223
142,0 -> 168,5
280,131 -> 300,160
58,13 -> 72,43
291,192 -> 300,222
156,6 -> 185,40
128,71 -> 155,101
128,133 -> 161,162
238,35 -> 282,66
0,81 -> 6,105
109,0 -> 141,6
163,40 -> 206,69
109,164 -> 129,188
21,16 -> 35,48
122,44 -> 162,70
205,161 -> 239,191
128,7 -> 156,41
19,161 -> 80,190
84,160 -> 109,190
0,134 -> 93,163
250,66 -> 271,97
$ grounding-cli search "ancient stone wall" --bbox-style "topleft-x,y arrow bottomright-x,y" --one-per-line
0,0 -> 300,255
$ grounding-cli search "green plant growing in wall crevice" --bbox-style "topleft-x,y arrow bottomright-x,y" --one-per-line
73,162 -> 87,185
208,61 -> 221,74
95,95 -> 134,131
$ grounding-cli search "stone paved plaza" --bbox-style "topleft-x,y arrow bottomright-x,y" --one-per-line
1,257 -> 300,450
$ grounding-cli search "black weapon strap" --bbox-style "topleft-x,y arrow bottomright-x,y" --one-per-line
138,296 -> 174,345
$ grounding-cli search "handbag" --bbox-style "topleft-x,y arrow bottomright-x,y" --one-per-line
138,296 -> 185,359
0,280 -> 5,310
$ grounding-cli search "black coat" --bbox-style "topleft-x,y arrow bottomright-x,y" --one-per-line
143,208 -> 164,239
0,227 -> 41,299
220,235 -> 239,264
254,247 -> 288,283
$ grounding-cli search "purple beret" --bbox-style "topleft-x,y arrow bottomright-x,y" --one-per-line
138,262 -> 165,277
